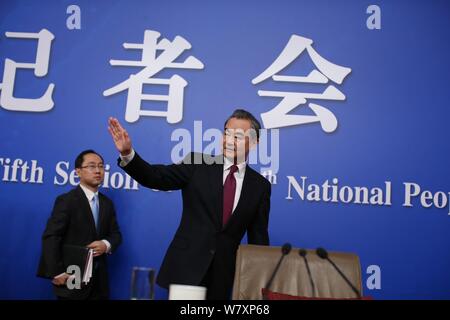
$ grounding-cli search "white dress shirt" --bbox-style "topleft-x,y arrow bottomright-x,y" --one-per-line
78,184 -> 111,253
223,156 -> 246,213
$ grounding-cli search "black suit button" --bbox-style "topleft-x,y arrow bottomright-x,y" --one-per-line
209,249 -> 215,255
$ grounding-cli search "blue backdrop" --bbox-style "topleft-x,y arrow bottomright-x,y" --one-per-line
1,0 -> 449,299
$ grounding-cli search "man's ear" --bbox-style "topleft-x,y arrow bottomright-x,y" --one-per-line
247,128 -> 259,150
249,137 -> 258,150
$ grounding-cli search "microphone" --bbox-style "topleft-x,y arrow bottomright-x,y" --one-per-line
263,243 -> 292,298
299,249 -> 316,297
316,247 -> 361,298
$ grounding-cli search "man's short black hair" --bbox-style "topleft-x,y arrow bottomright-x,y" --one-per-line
75,150 -> 104,169
224,109 -> 262,140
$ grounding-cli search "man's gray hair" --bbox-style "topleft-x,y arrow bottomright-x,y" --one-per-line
224,109 -> 261,141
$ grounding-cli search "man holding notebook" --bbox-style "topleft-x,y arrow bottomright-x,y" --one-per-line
37,150 -> 122,300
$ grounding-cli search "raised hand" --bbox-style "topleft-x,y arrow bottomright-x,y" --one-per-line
108,117 -> 132,156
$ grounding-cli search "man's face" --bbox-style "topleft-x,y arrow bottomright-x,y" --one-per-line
76,153 -> 104,189
222,117 -> 257,164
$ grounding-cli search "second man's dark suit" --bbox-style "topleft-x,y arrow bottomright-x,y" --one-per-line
37,186 -> 122,299
120,152 -> 271,299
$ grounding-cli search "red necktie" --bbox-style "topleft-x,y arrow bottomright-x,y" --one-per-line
223,165 -> 238,226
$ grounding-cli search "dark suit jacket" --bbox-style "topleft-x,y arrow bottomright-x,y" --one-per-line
36,186 -> 122,299
120,152 -> 270,290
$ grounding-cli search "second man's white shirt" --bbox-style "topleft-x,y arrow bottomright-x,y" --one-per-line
79,183 -> 111,253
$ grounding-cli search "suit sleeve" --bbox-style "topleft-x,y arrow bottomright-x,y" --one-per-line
104,201 -> 122,253
247,180 -> 271,245
118,151 -> 196,191
39,195 -> 70,278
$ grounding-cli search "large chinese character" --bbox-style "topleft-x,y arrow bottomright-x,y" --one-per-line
104,30 -> 204,123
0,29 -> 55,112
252,35 -> 351,133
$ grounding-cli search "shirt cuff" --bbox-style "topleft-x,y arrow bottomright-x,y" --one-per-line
119,149 -> 135,167
102,239 -> 112,254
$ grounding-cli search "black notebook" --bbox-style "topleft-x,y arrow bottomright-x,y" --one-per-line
62,244 -> 93,284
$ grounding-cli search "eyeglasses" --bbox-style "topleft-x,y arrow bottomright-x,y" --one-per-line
80,164 -> 104,171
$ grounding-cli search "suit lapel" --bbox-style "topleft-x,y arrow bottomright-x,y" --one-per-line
207,157 -> 224,230
224,165 -> 256,229
98,194 -> 107,236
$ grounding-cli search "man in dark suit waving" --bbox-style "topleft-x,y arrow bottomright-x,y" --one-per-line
37,150 -> 122,300
108,109 -> 270,300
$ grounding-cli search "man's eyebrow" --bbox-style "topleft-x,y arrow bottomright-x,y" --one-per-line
224,128 -> 245,136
